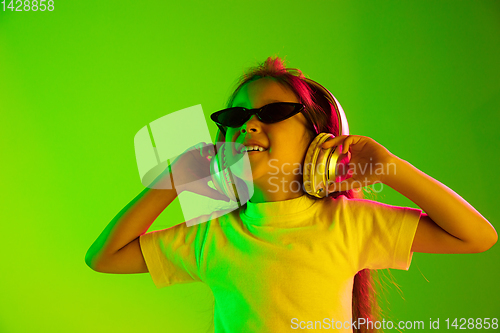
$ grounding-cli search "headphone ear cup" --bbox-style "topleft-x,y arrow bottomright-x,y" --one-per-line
303,133 -> 330,198
210,143 -> 239,202
209,150 -> 223,195
221,145 -> 240,202
303,133 -> 350,198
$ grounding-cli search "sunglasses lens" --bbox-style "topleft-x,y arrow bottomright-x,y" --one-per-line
261,103 -> 298,122
217,108 -> 246,127
216,103 -> 302,127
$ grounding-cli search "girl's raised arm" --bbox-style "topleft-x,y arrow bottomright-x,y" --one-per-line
85,142 -> 223,273
85,171 -> 178,273
322,135 -> 497,254
383,157 -> 497,253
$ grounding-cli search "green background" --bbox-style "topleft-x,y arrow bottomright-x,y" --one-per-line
1,0 -> 499,332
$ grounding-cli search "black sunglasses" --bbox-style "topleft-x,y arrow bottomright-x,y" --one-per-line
210,102 -> 306,133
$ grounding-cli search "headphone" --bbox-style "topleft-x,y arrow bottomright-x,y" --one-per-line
209,77 -> 350,203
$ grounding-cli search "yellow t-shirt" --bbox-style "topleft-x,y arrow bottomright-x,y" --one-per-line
139,194 -> 421,332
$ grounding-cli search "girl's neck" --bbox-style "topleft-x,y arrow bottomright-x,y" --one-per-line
248,188 -> 307,203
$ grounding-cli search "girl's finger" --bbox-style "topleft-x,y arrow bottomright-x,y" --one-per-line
198,143 -> 207,157
193,142 -> 204,153
321,135 -> 349,150
200,142 -> 215,158
340,135 -> 359,154
341,138 -> 352,155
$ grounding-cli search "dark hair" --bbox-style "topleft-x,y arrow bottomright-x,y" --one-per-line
214,55 -> 390,333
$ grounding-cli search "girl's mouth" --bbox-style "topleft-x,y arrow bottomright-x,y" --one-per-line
246,150 -> 265,155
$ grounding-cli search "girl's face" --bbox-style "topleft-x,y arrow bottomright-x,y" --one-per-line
225,77 -> 315,203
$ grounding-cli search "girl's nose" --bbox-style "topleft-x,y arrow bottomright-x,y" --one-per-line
241,115 -> 262,133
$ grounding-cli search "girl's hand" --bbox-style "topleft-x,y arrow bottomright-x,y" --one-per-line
320,135 -> 396,193
167,142 -> 230,201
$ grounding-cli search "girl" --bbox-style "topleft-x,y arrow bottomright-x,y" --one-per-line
85,56 -> 497,333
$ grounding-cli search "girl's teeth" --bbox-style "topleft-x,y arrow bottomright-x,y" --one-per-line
244,146 -> 265,152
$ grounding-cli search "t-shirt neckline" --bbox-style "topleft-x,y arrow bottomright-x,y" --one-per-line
242,194 -> 317,222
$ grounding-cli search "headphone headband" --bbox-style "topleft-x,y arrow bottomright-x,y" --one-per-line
301,77 -> 350,137
214,77 -> 349,141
